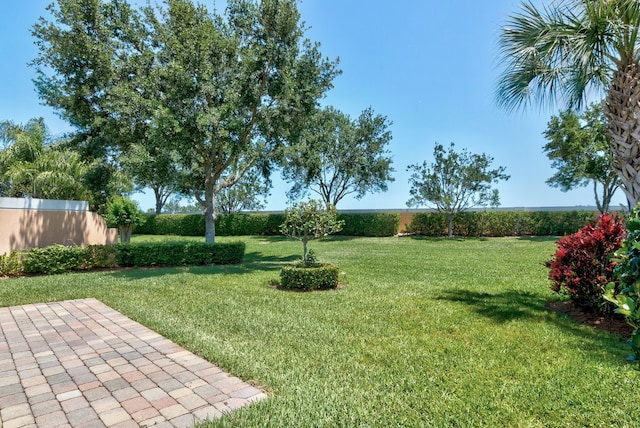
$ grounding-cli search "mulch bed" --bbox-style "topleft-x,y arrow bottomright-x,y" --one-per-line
547,300 -> 633,338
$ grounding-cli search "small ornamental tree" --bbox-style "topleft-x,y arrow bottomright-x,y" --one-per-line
407,142 -> 510,237
546,213 -> 626,315
106,196 -> 142,244
280,200 -> 344,263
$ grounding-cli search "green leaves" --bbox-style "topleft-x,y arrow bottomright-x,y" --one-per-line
283,106 -> 394,207
0,118 -> 91,201
406,142 -> 510,237
542,101 -> 621,213
31,0 -> 339,241
280,199 -> 344,262
603,205 -> 640,360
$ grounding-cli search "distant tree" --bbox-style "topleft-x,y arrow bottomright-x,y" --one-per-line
160,197 -> 202,214
280,199 -> 344,263
0,118 -> 91,201
120,143 -> 185,214
543,102 -> 621,213
407,142 -> 510,237
32,0 -> 338,243
216,164 -> 271,214
283,106 -> 394,207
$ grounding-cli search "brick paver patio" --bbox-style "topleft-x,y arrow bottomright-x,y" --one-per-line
0,299 -> 267,428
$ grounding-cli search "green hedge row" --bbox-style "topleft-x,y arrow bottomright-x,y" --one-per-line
407,210 -> 600,237
0,242 -> 245,277
135,212 -> 401,237
337,213 -> 400,237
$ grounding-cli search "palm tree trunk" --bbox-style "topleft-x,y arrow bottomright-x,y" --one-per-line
606,63 -> 640,209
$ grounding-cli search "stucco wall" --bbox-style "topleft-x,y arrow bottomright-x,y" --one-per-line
0,200 -> 118,255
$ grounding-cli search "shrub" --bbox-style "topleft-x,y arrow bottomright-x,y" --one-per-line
22,245 -> 89,275
280,263 -> 340,290
0,251 -> 23,277
605,206 -> 640,359
337,213 -> 399,237
116,242 -> 245,267
407,210 -> 599,237
546,213 -> 625,315
85,245 -> 119,269
1,241 -> 245,277
106,196 -> 143,243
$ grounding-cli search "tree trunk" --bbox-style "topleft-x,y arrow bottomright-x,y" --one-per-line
204,164 -> 216,244
605,63 -> 640,209
303,238 -> 308,262
119,224 -> 133,244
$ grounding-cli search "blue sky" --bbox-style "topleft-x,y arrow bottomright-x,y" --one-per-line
0,0 -> 628,211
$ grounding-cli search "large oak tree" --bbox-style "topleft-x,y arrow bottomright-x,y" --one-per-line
32,0 -> 339,242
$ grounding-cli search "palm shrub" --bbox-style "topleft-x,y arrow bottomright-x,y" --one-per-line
605,206 -> 640,360
106,196 -> 142,244
546,213 -> 625,315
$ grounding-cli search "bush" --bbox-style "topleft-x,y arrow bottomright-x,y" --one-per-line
116,241 -> 245,267
1,241 -> 245,276
407,210 -> 599,237
337,213 -> 399,237
0,251 -> 23,277
135,212 -> 401,237
280,263 -> 340,290
605,206 -> 640,359
22,245 -> 90,275
546,213 -> 625,315
105,196 -> 143,243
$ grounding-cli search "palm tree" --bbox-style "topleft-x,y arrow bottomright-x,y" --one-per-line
497,0 -> 640,208
0,118 -> 90,200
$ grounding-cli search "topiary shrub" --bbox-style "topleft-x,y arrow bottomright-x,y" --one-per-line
280,200 -> 344,263
546,213 -> 626,315
280,260 -> 340,291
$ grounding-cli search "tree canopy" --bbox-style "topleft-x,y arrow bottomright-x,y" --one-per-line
32,0 -> 339,242
407,142 -> 510,237
543,102 -> 621,213
282,106 -> 394,207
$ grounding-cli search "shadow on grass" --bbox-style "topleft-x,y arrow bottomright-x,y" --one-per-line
105,251 -> 300,281
435,289 -> 546,324
517,236 -> 560,243
435,289 -> 630,361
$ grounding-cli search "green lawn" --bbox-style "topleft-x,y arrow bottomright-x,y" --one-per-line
1,236 -> 638,427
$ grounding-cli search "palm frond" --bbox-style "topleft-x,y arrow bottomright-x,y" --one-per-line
496,0 -> 629,112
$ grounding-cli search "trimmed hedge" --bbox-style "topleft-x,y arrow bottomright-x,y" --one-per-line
1,241 -> 245,276
116,242 -> 245,267
407,210 -> 600,237
136,212 -> 399,237
280,263 -> 340,290
337,213 -> 399,237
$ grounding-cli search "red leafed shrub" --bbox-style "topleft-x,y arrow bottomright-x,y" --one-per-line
546,213 -> 626,315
